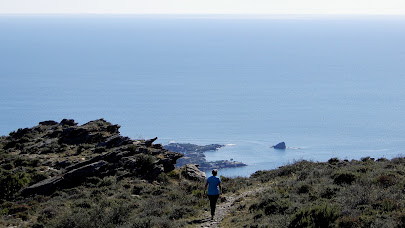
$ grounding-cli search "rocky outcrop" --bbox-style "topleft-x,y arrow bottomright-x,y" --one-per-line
1,119 -> 183,196
181,164 -> 206,181
272,142 -> 286,149
164,143 -> 223,153
22,161 -> 108,196
164,143 -> 246,171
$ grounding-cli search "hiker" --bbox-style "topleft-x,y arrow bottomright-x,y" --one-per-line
204,169 -> 222,220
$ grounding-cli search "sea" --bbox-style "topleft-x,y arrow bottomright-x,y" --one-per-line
1,15 -> 404,177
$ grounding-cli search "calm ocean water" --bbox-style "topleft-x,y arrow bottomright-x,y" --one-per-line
1,15 -> 404,177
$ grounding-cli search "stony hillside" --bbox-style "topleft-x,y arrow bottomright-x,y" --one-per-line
0,119 -> 207,227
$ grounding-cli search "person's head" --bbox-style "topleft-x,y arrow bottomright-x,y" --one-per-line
212,169 -> 218,176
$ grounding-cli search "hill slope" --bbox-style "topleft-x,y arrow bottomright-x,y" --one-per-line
1,120 -> 405,227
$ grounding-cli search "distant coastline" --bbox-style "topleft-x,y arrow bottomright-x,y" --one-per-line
164,143 -> 246,171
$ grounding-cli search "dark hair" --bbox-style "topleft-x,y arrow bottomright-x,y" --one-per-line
212,169 -> 218,176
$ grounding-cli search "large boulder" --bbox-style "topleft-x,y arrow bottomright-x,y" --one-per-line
181,164 -> 206,181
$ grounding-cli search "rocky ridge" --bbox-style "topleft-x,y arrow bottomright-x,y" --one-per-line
0,119 -> 183,196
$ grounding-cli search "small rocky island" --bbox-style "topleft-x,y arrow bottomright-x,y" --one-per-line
164,143 -> 246,171
272,142 -> 286,149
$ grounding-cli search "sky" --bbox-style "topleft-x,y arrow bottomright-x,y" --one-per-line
0,0 -> 405,15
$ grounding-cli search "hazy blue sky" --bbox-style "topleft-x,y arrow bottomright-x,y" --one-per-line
0,0 -> 405,15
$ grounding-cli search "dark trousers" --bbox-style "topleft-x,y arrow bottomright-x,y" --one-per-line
208,194 -> 219,216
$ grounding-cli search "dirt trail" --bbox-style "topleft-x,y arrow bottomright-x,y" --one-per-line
191,186 -> 267,228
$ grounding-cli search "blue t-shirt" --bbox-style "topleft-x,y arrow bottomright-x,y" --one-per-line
207,176 -> 221,195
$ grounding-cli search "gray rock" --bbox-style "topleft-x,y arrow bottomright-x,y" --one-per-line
273,142 -> 286,149
181,164 -> 206,181
145,137 -> 158,147
97,135 -> 133,148
39,120 -> 59,126
22,161 -> 108,196
59,119 -> 77,126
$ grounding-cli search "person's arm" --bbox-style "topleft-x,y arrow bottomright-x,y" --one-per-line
218,183 -> 222,195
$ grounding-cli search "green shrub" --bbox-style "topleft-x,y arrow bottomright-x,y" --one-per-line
37,207 -> 59,224
29,172 -> 49,185
97,176 -> 115,187
141,198 -> 166,217
221,176 -> 251,193
1,163 -> 14,170
321,186 -> 339,199
167,170 -> 180,179
192,189 -> 204,198
156,172 -> 170,184
49,200 -> 132,228
16,211 -> 29,221
376,175 -> 394,188
395,212 -> 405,228
0,172 -> 31,200
374,198 -> 400,212
332,172 -> 357,185
135,154 -> 156,172
289,203 -> 340,228
391,157 -> 405,164
328,158 -> 340,165
297,184 -> 311,194
251,170 -> 278,183
0,208 -> 8,215
8,203 -> 31,214
168,205 -> 196,220
249,193 -> 290,215
338,216 -> 361,228
73,199 -> 92,209
132,181 -> 155,195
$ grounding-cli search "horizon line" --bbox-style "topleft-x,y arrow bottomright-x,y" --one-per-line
1,13 -> 405,18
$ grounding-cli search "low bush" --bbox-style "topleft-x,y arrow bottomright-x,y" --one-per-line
320,186 -> 339,199
328,158 -> 340,165
332,172 -> 357,185
135,154 -> 156,171
296,184 -> 311,194
0,172 -> 31,200
156,172 -> 170,184
289,203 -> 340,228
220,176 -> 250,193
338,216 -> 361,228
376,175 -> 395,188
249,193 -> 290,215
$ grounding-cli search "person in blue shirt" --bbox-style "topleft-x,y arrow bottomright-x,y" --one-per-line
204,169 -> 222,220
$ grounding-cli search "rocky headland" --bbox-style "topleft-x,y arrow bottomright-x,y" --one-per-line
0,119 -> 183,196
164,143 -> 246,172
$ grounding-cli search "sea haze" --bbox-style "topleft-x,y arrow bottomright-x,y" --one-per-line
1,15 -> 404,177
